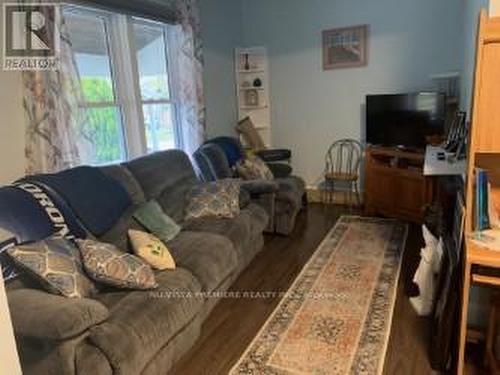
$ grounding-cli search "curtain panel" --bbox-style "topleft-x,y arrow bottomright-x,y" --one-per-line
170,0 -> 206,156
23,2 -> 88,175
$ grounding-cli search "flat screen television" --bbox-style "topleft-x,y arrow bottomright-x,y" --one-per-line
366,93 -> 446,150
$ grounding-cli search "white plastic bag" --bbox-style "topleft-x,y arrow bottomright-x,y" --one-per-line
410,225 -> 444,316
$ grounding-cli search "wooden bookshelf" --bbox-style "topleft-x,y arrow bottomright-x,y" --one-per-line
458,10 -> 500,375
235,47 -> 272,148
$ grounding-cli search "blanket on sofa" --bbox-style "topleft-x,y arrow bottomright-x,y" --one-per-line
22,166 -> 132,236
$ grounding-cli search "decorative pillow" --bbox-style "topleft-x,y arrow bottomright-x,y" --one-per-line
0,227 -> 18,282
235,156 -> 274,181
76,239 -> 157,290
133,201 -> 181,243
128,230 -> 176,271
185,179 -> 241,221
7,238 -> 97,298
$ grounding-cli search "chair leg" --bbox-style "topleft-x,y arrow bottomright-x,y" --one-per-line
331,180 -> 335,205
354,181 -> 361,207
349,182 -> 355,210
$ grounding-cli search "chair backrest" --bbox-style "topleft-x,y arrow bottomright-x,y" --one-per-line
235,117 -> 267,151
325,139 -> 364,177
205,137 -> 245,167
193,143 -> 234,182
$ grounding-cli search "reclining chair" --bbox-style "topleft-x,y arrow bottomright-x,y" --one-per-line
205,136 -> 293,179
194,142 -> 306,236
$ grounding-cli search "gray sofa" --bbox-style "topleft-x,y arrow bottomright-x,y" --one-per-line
194,142 -> 306,235
5,150 -> 268,375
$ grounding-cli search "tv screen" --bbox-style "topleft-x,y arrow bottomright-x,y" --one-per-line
366,93 -> 446,150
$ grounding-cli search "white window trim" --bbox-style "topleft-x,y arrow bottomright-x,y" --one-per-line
109,14 -> 146,159
64,4 -> 180,162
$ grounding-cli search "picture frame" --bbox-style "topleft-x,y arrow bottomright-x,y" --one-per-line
322,24 -> 369,70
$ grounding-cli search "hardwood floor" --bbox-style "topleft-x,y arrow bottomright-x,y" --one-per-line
171,203 -> 433,375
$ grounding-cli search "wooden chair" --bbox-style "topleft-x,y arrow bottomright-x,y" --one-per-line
323,139 -> 363,206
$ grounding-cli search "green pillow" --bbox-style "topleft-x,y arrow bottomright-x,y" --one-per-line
133,201 -> 181,243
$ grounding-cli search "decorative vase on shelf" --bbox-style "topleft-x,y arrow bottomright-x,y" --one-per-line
244,54 -> 250,70
253,78 -> 262,87
244,89 -> 259,107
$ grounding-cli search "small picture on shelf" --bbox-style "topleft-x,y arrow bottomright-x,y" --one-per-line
244,89 -> 259,107
253,78 -> 262,87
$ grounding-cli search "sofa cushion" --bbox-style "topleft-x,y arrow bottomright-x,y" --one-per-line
89,268 -> 203,375
244,203 -> 270,233
125,150 -> 198,223
133,201 -> 181,243
205,137 -> 246,168
167,231 -> 237,292
8,288 -> 109,340
275,176 -> 306,212
183,203 -> 268,267
128,230 -> 176,271
100,165 -> 146,205
8,238 -> 97,298
77,239 -> 157,290
98,205 -> 145,253
241,179 -> 280,195
185,180 -> 240,221
193,143 -> 234,182
239,188 -> 251,209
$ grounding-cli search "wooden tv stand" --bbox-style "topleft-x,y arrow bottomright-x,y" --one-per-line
364,146 -> 434,223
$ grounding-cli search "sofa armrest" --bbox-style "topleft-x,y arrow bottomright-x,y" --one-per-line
241,180 -> 280,195
255,149 -> 292,162
8,289 -> 109,340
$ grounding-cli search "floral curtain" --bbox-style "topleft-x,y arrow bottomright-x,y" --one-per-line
170,0 -> 206,156
23,2 -> 88,175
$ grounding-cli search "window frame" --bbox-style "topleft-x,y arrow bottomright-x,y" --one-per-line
129,16 -> 180,154
63,4 -> 180,163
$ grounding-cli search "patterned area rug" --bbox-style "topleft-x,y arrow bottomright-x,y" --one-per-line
230,216 -> 408,375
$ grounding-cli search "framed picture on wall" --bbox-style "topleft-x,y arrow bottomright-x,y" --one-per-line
322,24 -> 369,70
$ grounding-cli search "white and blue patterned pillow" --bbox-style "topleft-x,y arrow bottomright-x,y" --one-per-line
1,237 -> 18,282
185,179 -> 241,221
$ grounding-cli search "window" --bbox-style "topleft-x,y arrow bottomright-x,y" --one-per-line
63,6 -> 179,165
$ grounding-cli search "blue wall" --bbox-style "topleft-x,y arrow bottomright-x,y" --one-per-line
200,0 -> 243,138
241,0 -> 463,185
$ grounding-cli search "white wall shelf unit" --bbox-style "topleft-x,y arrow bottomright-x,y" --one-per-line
235,46 -> 272,147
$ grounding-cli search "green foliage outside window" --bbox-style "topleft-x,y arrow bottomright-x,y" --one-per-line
80,78 -> 123,164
